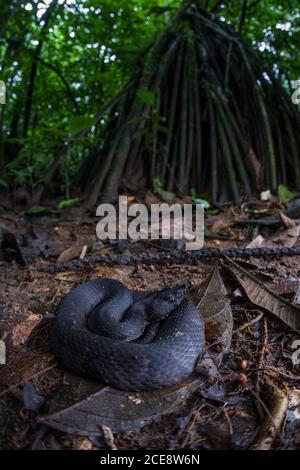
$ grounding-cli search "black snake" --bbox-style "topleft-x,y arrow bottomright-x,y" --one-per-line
50,278 -> 205,391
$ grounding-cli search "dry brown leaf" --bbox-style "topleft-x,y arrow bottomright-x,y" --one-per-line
101,425 -> 118,450
38,372 -> 204,435
57,244 -> 83,264
196,264 -> 233,364
11,312 -> 42,347
246,235 -> 265,249
279,211 -> 296,229
267,225 -> 300,249
223,257 -> 300,332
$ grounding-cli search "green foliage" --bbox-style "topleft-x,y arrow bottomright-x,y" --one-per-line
0,0 -> 300,196
26,205 -> 52,215
153,177 -> 164,192
219,1 -> 300,83
207,208 -> 220,215
277,184 -> 297,203
193,198 -> 210,209
137,89 -> 156,105
67,115 -> 97,134
191,187 -> 211,209
58,197 -> 79,209
190,187 -> 198,199
0,0 -> 180,191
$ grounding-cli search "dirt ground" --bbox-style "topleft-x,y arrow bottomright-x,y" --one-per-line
0,195 -> 300,450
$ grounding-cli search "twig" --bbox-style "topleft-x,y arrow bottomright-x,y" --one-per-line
101,425 -> 118,450
217,363 -> 274,424
250,385 -> 288,450
255,317 -> 268,418
179,404 -> 206,449
233,311 -> 264,333
264,366 -> 300,382
223,406 -> 233,436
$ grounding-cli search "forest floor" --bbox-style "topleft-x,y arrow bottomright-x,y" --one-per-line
0,192 -> 300,450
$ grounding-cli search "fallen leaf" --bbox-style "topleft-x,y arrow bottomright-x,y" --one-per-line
11,312 -> 42,347
280,211 -> 297,228
267,225 -> 300,248
101,425 -> 118,450
223,257 -> 300,332
57,244 -> 84,264
293,287 -> 300,306
196,264 -> 233,364
246,235 -> 265,249
38,372 -> 204,435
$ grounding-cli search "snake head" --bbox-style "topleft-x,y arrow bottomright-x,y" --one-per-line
162,284 -> 190,302
148,284 -> 189,321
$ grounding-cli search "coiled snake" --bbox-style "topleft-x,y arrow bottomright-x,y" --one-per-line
50,278 -> 205,391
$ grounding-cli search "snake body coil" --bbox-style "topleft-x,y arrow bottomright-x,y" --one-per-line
50,278 -> 205,391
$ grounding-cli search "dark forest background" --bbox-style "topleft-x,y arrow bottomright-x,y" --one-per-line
1,0 -> 300,205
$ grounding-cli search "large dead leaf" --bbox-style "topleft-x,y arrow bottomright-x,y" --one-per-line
223,256 -> 300,332
38,372 -> 204,435
196,264 -> 233,364
266,225 -> 300,248
57,244 -> 84,264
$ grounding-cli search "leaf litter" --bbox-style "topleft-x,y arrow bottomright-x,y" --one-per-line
0,197 -> 300,449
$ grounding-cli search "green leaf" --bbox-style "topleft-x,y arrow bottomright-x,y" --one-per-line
193,198 -> 210,209
153,177 -> 163,192
137,89 -> 156,106
68,115 -> 97,134
58,197 -> 79,209
207,208 -> 220,215
26,205 -> 52,215
190,187 -> 198,199
278,184 -> 297,203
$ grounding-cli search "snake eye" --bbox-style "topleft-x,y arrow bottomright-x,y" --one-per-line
168,295 -> 175,303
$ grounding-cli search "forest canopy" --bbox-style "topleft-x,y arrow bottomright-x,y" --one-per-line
0,0 -> 300,202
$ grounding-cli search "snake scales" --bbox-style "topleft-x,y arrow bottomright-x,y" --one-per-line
51,278 -> 205,391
